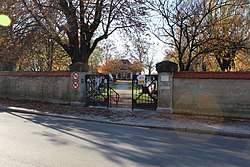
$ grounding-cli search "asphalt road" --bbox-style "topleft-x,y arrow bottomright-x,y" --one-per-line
0,111 -> 250,167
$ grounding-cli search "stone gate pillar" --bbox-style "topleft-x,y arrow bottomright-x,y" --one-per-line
70,72 -> 86,106
70,62 -> 89,106
156,61 -> 178,113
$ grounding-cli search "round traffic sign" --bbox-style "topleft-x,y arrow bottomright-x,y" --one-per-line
71,72 -> 79,80
72,81 -> 79,89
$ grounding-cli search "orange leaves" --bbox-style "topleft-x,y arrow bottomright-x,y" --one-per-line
97,59 -> 143,75
98,58 -> 121,74
130,59 -> 143,73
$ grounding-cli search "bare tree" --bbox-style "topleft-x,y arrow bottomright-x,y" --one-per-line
13,0 -> 147,71
144,54 -> 155,74
148,0 -> 217,71
147,0 -> 249,71
123,29 -> 157,74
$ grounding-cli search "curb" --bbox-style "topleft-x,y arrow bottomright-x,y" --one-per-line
1,107 -> 250,139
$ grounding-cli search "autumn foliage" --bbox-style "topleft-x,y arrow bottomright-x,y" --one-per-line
98,59 -> 143,75
153,0 -> 250,71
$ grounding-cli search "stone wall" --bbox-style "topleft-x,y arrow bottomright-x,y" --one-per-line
0,71 -> 72,104
1,70 -> 250,118
173,72 -> 250,118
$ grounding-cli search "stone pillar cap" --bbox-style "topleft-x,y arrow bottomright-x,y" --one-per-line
156,61 -> 178,73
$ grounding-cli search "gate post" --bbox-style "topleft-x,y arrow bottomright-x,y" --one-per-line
156,61 -> 178,113
70,72 -> 86,106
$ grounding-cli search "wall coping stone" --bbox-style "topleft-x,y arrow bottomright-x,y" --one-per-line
0,71 -> 71,77
156,61 -> 178,73
174,72 -> 250,80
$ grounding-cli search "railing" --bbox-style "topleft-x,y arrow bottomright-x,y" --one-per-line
109,87 -> 120,108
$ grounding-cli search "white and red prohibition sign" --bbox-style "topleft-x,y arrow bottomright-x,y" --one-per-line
72,81 -> 79,89
71,72 -> 80,90
71,72 -> 79,80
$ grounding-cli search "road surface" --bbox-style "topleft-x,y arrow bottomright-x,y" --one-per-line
0,111 -> 249,167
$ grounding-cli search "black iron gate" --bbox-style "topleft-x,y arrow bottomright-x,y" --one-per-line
132,75 -> 158,110
85,75 -> 110,107
85,75 -> 119,108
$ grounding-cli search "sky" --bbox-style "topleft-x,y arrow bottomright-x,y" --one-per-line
106,31 -> 166,74
108,31 -> 166,63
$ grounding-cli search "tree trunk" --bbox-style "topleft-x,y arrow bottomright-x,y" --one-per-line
69,47 -> 91,72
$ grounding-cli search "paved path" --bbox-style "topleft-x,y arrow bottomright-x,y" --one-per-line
112,80 -> 132,108
1,111 -> 250,167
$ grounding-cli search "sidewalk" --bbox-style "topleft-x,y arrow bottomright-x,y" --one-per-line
0,99 -> 249,139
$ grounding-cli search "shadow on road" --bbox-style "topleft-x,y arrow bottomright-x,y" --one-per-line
7,112 -> 250,167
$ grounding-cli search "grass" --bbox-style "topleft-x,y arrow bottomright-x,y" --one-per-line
110,85 -> 117,90
115,80 -> 132,84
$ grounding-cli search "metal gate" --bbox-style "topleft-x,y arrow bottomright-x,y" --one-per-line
85,75 -> 109,107
132,75 -> 158,110
85,75 -> 119,108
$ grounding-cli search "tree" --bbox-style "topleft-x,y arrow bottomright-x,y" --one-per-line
148,0 -> 249,71
101,39 -> 121,60
149,0 -> 218,71
2,1 -> 73,71
14,0 -> 147,70
98,58 -> 143,76
123,30 -> 157,74
130,59 -> 144,74
0,2 -> 18,71
233,48 -> 250,71
0,26 -> 17,71
97,58 -> 121,75
15,33 -> 71,71
125,31 -> 150,63
144,54 -> 155,74
206,0 -> 250,71
88,46 -> 104,74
